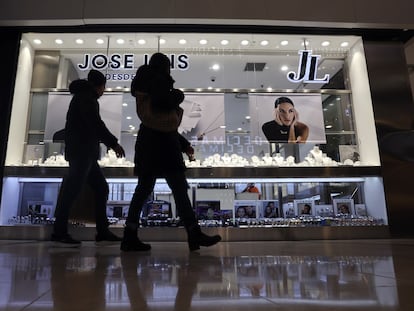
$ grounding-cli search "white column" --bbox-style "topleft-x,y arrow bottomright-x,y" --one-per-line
5,39 -> 34,165
347,38 -> 381,166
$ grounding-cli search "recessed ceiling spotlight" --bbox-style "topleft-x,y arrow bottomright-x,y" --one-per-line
260,40 -> 269,46
75,39 -> 84,44
281,40 -> 289,46
220,125 -> 226,129
159,38 -> 166,44
116,38 -> 125,44
179,39 -> 187,45
33,39 -> 42,45
55,39 -> 63,45
126,116 -> 132,120
220,39 -> 229,45
241,40 -> 249,46
96,38 -> 105,45
321,41 -> 330,47
266,87 -> 273,92
196,88 -> 202,92
199,39 -> 208,45
138,39 -> 146,45
340,41 -> 349,47
245,116 -> 251,120
122,103 -> 128,107
281,65 -> 289,71
301,40 -> 310,47
211,64 -> 220,71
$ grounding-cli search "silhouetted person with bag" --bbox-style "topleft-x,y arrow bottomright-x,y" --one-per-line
121,53 -> 221,252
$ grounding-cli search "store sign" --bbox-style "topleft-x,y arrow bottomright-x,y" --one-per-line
287,50 -> 330,84
77,53 -> 189,75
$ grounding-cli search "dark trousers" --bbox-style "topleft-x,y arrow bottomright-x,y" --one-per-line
53,157 -> 109,236
126,171 -> 197,228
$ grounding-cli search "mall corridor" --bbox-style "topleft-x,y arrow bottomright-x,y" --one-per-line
0,238 -> 413,311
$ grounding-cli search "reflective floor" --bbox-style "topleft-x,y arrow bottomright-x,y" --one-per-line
1,239 -> 414,310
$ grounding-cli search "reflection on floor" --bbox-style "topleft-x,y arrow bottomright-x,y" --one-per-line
0,239 -> 414,310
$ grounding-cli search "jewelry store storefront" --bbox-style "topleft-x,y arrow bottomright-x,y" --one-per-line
0,30 -> 390,240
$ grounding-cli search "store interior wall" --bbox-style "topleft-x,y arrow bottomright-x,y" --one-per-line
365,41 -> 414,235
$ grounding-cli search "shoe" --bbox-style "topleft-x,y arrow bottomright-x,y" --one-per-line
95,230 -> 122,246
51,233 -> 81,248
187,225 -> 222,251
120,227 -> 151,252
121,239 -> 152,252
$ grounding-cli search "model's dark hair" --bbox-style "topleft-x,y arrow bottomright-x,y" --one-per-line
87,69 -> 106,87
274,96 -> 294,108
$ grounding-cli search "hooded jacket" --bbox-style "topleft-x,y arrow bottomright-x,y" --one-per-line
64,79 -> 118,161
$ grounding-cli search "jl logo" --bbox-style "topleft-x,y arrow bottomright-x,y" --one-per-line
287,50 -> 330,83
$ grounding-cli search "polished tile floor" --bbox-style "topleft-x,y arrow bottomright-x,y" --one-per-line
1,238 -> 414,310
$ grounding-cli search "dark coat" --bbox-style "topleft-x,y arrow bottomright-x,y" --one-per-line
131,64 -> 184,112
64,79 -> 118,161
134,124 -> 190,177
132,64 -> 190,176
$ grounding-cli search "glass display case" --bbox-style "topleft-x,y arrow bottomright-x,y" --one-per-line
0,31 -> 389,239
